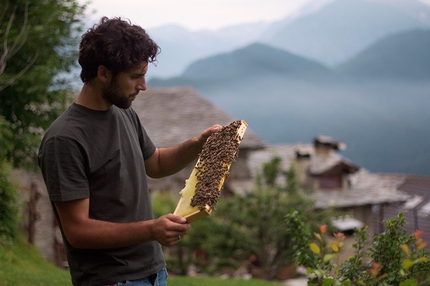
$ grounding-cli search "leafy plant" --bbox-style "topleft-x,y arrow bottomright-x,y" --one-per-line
286,212 -> 430,286
0,0 -> 86,170
0,160 -> 19,243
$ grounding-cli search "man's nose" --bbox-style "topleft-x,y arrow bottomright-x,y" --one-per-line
137,77 -> 147,91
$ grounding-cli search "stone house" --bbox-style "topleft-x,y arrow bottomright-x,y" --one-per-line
232,135 -> 411,237
377,175 -> 430,251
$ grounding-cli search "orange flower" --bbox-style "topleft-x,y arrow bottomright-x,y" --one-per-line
413,230 -> 424,240
334,232 -> 345,241
370,262 -> 382,276
372,262 -> 382,269
319,224 -> 327,234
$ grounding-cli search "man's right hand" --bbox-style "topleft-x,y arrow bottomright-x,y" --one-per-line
151,214 -> 190,246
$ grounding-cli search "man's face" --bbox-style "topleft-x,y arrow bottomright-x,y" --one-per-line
102,62 -> 148,109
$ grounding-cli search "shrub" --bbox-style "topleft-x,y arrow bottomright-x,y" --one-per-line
0,160 -> 19,243
286,212 -> 430,285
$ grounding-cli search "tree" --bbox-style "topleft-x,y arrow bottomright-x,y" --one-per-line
0,0 -> 86,242
0,0 -> 86,169
0,1 -> 34,91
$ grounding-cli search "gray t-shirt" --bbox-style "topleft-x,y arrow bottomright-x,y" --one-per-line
38,103 -> 165,286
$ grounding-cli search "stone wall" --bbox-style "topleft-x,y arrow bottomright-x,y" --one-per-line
11,169 -> 56,264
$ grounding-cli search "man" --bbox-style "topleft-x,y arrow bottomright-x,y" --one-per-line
38,17 -> 221,286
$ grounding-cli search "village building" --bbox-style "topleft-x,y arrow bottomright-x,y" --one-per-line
378,175 -> 430,251
235,136 -> 411,237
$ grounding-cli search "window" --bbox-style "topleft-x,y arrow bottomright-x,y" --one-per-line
320,175 -> 342,189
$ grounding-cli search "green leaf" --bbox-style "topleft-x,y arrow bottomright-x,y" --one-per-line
402,259 -> 413,270
330,242 -> 339,252
310,242 -> 321,254
399,279 -> 418,286
322,278 -> 335,286
314,269 -> 323,278
324,254 -> 335,262
400,244 -> 410,254
414,257 -> 429,263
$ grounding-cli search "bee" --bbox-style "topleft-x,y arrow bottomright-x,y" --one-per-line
191,120 -> 242,210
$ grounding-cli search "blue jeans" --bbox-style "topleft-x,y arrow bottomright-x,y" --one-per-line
110,268 -> 168,286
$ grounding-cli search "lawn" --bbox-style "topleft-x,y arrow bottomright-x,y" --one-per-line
0,238 -> 71,286
0,238 -> 284,286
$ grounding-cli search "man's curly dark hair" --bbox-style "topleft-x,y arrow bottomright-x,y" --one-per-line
79,17 -> 160,83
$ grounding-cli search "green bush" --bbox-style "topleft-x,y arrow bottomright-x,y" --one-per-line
286,212 -> 430,286
0,160 -> 19,243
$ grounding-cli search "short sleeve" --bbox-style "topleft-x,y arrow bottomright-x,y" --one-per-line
39,136 -> 90,201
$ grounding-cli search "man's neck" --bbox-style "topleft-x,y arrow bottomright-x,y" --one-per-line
76,82 -> 112,111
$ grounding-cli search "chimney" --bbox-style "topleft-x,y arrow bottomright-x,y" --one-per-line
295,146 -> 312,186
313,135 -> 346,157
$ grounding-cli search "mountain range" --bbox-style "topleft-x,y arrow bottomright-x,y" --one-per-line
148,9 -> 430,176
147,0 -> 430,79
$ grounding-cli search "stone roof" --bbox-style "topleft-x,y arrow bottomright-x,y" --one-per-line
316,169 -> 408,209
380,175 -> 430,251
235,143 -> 410,209
131,87 -> 266,149
246,143 -> 360,179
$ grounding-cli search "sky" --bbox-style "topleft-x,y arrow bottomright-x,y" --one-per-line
79,0 -> 320,31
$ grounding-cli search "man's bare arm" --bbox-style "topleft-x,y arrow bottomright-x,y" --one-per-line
145,124 -> 221,178
54,198 -> 189,249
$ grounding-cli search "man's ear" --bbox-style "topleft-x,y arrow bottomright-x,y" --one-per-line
97,65 -> 112,83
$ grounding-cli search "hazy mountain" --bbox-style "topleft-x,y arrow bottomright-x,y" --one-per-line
335,29 -> 430,80
147,22 -> 269,79
151,29 -> 430,84
149,30 -> 430,176
263,0 -> 430,67
145,0 -> 430,79
149,43 -> 335,89
183,43 -> 333,80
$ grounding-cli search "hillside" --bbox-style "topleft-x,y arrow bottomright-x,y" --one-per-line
0,239 -> 283,286
147,24 -> 268,79
264,0 -> 430,66
148,31 -> 430,176
144,0 -> 430,79
150,43 -> 334,86
335,29 -> 430,80
183,43 -> 332,80
0,238 -> 71,285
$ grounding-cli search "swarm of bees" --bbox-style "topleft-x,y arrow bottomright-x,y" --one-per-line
190,120 -> 242,210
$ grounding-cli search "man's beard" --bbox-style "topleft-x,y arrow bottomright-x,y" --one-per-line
101,78 -> 134,109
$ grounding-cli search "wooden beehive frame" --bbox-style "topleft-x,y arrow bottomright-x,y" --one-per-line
173,120 -> 248,223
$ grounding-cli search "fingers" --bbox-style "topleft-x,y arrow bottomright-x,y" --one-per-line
165,213 -> 187,224
198,124 -> 222,146
207,124 -> 222,136
154,214 -> 190,246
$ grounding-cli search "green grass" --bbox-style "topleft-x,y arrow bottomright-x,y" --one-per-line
169,276 -> 283,285
0,238 -> 283,286
0,238 -> 71,286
